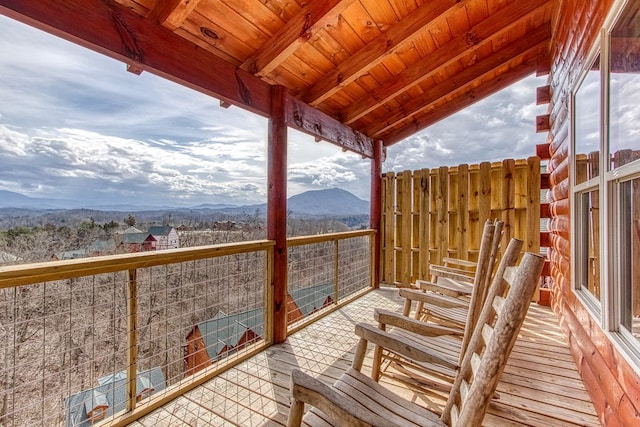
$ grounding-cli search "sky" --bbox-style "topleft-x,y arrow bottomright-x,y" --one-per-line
0,14 -> 548,207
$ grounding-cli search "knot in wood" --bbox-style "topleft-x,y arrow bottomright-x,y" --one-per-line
293,111 -> 303,127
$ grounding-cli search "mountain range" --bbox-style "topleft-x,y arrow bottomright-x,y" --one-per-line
0,188 -> 369,217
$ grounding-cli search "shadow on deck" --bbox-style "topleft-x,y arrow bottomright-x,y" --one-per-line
134,288 -> 599,426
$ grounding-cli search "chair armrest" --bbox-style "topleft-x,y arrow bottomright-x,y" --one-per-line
288,369 -> 397,427
442,257 -> 478,269
374,308 -> 463,337
416,279 -> 473,296
399,289 -> 468,308
429,265 -> 475,282
355,323 -> 459,369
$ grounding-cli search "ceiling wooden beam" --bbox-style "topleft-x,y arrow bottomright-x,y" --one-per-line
240,0 -> 353,77
286,95 -> 374,158
301,0 -> 461,106
384,61 -> 537,145
148,0 -> 203,30
0,0 -> 272,117
367,23 -> 551,138
342,0 -> 552,124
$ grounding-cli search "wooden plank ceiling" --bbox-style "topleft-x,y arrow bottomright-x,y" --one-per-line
0,0 -> 556,156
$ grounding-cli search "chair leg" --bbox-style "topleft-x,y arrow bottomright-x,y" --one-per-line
371,344 -> 383,381
287,398 -> 304,427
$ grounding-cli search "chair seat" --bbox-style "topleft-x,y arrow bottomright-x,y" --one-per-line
302,368 -> 446,427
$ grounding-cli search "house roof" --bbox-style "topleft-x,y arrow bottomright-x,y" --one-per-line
0,250 -> 20,263
65,367 -> 166,427
198,307 -> 265,360
0,0 -> 556,154
197,283 -> 334,359
289,282 -> 334,317
121,232 -> 155,244
147,226 -> 174,236
88,239 -> 116,253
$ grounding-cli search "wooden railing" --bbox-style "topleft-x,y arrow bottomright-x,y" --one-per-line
0,230 -> 376,426
381,158 -> 542,292
0,241 -> 275,426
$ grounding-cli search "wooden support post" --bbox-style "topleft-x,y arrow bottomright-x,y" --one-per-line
126,269 -> 138,412
268,85 -> 288,344
370,140 -> 383,288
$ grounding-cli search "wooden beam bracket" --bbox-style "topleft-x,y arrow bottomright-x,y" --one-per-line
285,95 -> 374,158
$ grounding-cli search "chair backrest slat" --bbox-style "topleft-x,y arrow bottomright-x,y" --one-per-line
442,251 -> 545,426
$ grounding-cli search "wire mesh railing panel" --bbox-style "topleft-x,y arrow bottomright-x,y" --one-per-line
338,235 -> 371,300
1,273 -> 129,427
287,241 -> 334,326
136,251 -> 267,391
287,231 -> 374,330
0,242 -> 272,426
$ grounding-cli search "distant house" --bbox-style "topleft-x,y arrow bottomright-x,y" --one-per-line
184,283 -> 334,376
121,232 -> 156,252
65,368 -> 165,426
287,283 -> 335,324
147,226 -> 179,250
121,226 -> 142,234
52,249 -> 89,261
87,239 -> 116,255
0,250 -> 20,264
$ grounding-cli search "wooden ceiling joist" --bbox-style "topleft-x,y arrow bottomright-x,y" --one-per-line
341,0 -> 552,125
368,23 -> 551,138
300,0 -> 461,106
240,0 -> 353,77
0,0 -> 557,149
149,0 -> 203,30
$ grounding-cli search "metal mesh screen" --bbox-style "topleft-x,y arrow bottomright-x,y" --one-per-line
0,248 -> 268,426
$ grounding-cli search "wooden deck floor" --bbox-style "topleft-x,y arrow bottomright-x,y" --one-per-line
135,288 -> 600,426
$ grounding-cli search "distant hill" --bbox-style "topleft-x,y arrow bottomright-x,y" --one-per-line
0,188 -> 369,217
288,188 -> 369,216
0,190 -> 72,209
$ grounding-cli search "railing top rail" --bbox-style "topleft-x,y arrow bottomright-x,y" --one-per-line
0,239 -> 275,288
287,229 -> 375,247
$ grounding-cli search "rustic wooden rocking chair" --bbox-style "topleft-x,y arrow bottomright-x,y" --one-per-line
370,238 -> 523,394
287,252 -> 544,427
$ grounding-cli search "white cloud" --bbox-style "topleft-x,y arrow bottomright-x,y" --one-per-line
0,14 -> 548,208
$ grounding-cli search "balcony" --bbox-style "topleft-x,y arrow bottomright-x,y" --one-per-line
0,230 -> 599,426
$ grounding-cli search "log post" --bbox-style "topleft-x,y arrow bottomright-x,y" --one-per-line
268,85 -> 288,343
370,140 -> 383,288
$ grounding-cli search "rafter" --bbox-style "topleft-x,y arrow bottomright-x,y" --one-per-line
341,0 -> 552,124
148,0 -> 203,30
384,62 -> 538,145
0,0 -> 271,116
300,0 -> 462,106
240,0 -> 353,77
366,23 -> 551,138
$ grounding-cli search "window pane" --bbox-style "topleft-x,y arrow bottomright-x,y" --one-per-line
578,190 -> 601,299
610,1 -> 640,170
575,55 -> 601,185
620,178 -> 640,340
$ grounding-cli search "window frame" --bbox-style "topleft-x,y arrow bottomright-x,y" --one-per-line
570,0 -> 640,370
571,41 -> 605,318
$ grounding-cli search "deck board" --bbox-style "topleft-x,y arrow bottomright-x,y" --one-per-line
138,288 -> 601,426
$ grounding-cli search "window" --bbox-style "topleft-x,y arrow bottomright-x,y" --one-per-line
574,53 -> 602,305
609,0 -> 640,347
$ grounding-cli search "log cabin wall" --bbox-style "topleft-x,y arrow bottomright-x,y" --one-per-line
547,0 -> 640,424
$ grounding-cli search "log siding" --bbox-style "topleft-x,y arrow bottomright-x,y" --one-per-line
547,0 -> 640,424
